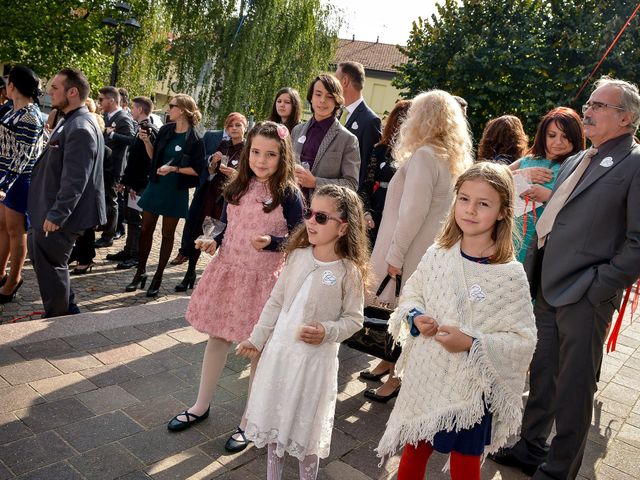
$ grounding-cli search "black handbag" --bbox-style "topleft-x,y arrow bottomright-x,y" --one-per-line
342,274 -> 402,362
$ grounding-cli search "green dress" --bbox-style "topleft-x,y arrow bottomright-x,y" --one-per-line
138,132 -> 189,218
514,156 -> 562,263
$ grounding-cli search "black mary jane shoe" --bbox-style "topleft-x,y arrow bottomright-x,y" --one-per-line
125,273 -> 147,292
167,407 -> 210,432
359,368 -> 391,382
175,270 -> 196,292
363,385 -> 401,404
224,427 -> 251,453
0,279 -> 24,304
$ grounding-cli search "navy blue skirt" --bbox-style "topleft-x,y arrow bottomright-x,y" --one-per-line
2,174 -> 30,229
432,404 -> 492,456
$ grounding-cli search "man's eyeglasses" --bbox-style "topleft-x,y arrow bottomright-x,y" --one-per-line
302,208 -> 346,225
582,101 -> 625,114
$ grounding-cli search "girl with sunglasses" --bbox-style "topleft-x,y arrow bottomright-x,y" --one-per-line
236,184 -> 369,480
167,121 -> 304,452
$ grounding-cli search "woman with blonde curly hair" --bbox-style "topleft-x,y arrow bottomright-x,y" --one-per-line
126,93 -> 206,296
359,90 -> 473,402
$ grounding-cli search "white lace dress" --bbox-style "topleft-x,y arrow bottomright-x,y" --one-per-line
244,259 -> 340,460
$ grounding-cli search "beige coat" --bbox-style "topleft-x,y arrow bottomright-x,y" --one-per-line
291,118 -> 360,192
370,145 -> 454,304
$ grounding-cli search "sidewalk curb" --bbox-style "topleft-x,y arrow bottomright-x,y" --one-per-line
0,298 -> 189,348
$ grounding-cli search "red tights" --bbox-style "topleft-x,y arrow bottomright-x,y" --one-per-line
397,441 -> 480,480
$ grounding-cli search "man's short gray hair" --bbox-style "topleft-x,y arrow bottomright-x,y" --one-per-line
594,76 -> 640,133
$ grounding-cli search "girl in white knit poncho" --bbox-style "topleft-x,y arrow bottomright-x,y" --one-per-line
377,162 -> 537,480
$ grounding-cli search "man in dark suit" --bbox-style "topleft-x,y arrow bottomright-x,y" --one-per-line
335,61 -> 381,186
27,68 -> 106,318
95,86 -> 135,248
491,77 -> 640,479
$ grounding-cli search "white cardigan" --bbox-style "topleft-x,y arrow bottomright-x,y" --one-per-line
377,242 -> 537,459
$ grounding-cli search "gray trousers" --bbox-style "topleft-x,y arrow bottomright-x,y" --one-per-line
512,289 -> 614,479
123,187 -> 143,258
102,173 -> 118,239
27,228 -> 79,318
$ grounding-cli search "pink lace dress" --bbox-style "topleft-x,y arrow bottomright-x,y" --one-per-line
186,179 -> 289,342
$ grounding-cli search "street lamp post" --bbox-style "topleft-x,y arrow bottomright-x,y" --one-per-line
103,2 -> 140,86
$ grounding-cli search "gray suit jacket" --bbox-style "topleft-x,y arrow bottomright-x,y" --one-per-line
524,134 -> 640,307
345,100 -> 381,185
28,106 -> 106,233
291,118 -> 360,192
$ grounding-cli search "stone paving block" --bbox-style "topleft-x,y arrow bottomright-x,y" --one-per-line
211,467 -> 260,480
170,342 -> 206,364
600,381 -> 640,407
0,358 -> 61,385
120,371 -> 189,401
0,376 -> 7,388
600,439 -> 640,477
588,406 -> 622,446
14,461 -> 83,480
222,354 -> 250,374
47,351 -> 103,374
137,333 -> 181,353
63,332 -> 113,350
199,433 -> 263,471
125,351 -> 190,377
244,452 -> 297,479
57,410 -> 144,452
335,405 -> 389,442
191,405 -> 239,440
321,460 -> 373,480
118,472 -> 153,480
144,447 -> 225,480
595,463 -> 637,480
80,362 -> 141,388
219,397 -> 247,418
0,347 -> 24,367
335,441 -> 400,480
171,385 -> 236,408
618,423 -> 640,449
217,373 -> 250,397
0,462 -> 12,480
76,384 -> 140,415
166,327 -> 209,345
0,384 -> 43,414
29,371 -> 97,401
578,439 -> 605,480
0,412 -> 33,444
90,342 -> 152,365
15,396 -> 94,433
0,430 -> 75,476
13,338 -> 75,360
119,424 -> 207,465
101,326 -> 150,345
123,395 -> 187,429
68,443 -> 144,480
135,317 -> 189,336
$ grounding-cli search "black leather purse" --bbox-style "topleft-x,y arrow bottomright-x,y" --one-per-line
342,274 -> 402,362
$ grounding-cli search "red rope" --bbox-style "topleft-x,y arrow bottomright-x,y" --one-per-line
574,2 -> 640,101
607,287 -> 632,353
8,311 -> 45,324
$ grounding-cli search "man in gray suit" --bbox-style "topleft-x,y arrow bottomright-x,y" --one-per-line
27,68 -> 106,318
491,77 -> 640,479
335,61 -> 381,186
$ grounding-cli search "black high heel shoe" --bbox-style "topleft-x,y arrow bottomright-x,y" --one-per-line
71,262 -> 94,275
175,270 -> 196,292
0,278 -> 24,304
125,273 -> 147,292
146,277 -> 162,297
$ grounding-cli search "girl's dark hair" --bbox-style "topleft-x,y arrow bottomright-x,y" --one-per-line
306,75 -> 344,116
268,87 -> 302,133
224,121 -> 299,213
377,100 -> 411,147
285,184 -> 371,287
528,107 -> 585,162
477,115 -> 529,163
8,65 -> 40,102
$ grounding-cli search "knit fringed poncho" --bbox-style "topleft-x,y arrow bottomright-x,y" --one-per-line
377,242 -> 537,459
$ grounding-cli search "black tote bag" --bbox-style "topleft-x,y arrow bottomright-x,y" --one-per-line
342,274 -> 402,362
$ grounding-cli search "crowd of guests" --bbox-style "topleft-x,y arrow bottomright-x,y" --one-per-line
0,60 -> 639,480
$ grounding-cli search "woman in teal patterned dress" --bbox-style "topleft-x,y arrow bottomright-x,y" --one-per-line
510,107 -> 585,262
126,94 -> 205,296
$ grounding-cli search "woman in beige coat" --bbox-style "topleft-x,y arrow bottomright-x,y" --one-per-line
361,90 -> 473,402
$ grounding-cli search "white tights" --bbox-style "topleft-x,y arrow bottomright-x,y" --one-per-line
267,443 -> 319,480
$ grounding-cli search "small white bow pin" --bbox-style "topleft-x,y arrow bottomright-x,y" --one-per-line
599,157 -> 614,168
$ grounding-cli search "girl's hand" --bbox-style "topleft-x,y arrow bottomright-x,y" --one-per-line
414,315 -> 439,337
219,164 -> 237,178
299,322 -> 325,345
236,340 -> 260,359
196,238 -> 218,255
294,165 -> 317,188
157,164 -> 173,176
364,212 -> 375,230
387,264 -> 402,278
434,326 -> 474,353
250,235 -> 271,251
518,167 -> 553,184
521,184 -> 552,203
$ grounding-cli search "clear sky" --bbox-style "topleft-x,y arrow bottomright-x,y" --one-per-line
326,0 -> 440,46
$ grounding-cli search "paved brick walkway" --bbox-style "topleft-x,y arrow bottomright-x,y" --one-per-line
0,219 -> 204,324
0,297 -> 639,479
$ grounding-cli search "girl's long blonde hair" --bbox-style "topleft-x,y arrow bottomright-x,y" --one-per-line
393,90 -> 473,178
285,185 -> 371,287
436,162 -> 516,264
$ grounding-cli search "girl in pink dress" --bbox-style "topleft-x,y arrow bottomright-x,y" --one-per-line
167,122 -> 304,452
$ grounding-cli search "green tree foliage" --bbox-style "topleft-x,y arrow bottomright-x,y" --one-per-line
395,0 -> 640,141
